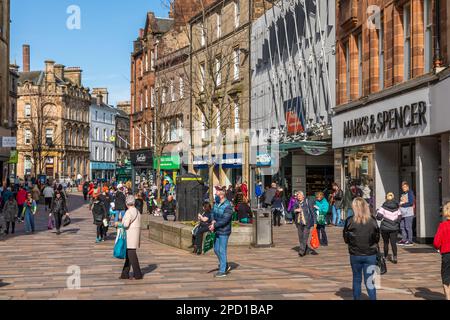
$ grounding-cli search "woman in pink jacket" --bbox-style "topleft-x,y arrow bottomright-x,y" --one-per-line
376,192 -> 402,264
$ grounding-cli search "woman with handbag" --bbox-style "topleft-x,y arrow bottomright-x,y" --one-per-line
376,192 -> 402,264
50,191 -> 68,235
191,202 -> 212,255
343,197 -> 380,300
117,195 -> 142,280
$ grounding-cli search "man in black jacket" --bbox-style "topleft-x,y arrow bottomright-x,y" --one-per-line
294,191 -> 318,257
162,195 -> 177,221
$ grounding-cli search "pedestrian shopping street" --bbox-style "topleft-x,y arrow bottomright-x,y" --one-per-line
0,193 -> 445,300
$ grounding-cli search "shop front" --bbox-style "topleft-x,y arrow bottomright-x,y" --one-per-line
333,85 -> 444,243
193,153 -> 243,187
130,149 -> 153,192
90,162 -> 116,182
153,155 -> 181,185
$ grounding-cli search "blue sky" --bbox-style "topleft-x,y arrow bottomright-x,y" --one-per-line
10,0 -> 168,106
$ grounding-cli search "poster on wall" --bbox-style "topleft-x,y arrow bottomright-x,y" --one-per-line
283,97 -> 305,134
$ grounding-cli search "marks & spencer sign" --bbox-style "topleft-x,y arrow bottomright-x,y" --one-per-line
332,88 -> 431,149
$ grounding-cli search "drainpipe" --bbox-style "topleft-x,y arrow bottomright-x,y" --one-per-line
434,0 -> 443,69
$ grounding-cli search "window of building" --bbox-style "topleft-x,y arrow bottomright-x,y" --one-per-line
46,128 -> 54,146
140,93 -> 143,111
234,100 -> 240,133
150,122 -> 154,147
379,17 -> 384,90
170,79 -> 175,102
103,147 -> 107,161
104,128 -> 107,141
145,88 -> 148,108
25,129 -> 31,144
201,112 -> 206,139
111,148 -> 114,162
25,104 -> 31,118
424,0 -> 433,73
179,77 -> 184,99
95,110 -> 98,121
103,112 -> 106,122
151,86 -> 155,108
200,63 -> 206,92
200,23 -> 206,47
345,40 -> 350,101
139,126 -> 142,148
170,118 -> 178,142
404,4 -> 411,81
216,56 -> 222,86
96,127 -> 100,140
217,12 -> 222,39
145,52 -> 149,72
216,107 -> 221,137
178,117 -> 183,140
144,125 -> 148,147
151,50 -> 155,71
357,33 -> 363,97
234,1 -> 240,29
233,48 -> 240,81
162,87 -> 167,104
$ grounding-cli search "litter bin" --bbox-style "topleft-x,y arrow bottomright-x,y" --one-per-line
252,208 -> 273,248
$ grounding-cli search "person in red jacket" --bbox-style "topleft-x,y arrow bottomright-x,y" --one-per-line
241,181 -> 248,199
16,186 -> 28,223
434,202 -> 450,300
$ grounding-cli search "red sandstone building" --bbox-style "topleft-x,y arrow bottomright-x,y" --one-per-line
332,0 -> 450,243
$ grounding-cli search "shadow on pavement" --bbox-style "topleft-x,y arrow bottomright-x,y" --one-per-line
335,287 -> 369,300
291,246 -> 300,252
413,287 -> 446,300
142,264 -> 158,276
0,280 -> 10,288
207,262 -> 240,274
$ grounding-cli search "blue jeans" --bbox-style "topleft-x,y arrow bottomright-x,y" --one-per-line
332,206 -> 342,226
350,255 -> 377,300
25,211 -> 35,233
115,210 -> 126,223
214,234 -> 230,274
347,208 -> 354,219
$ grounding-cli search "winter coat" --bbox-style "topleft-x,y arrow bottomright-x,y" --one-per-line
271,195 -> 284,210
343,215 -> 380,256
162,199 -> 177,215
263,187 -> 277,205
16,189 -> 27,206
122,207 -> 141,249
294,199 -> 316,229
135,198 -> 144,214
287,196 -> 297,213
236,203 -> 252,221
315,198 -> 330,225
32,187 -> 41,201
376,200 -> 402,232
92,201 -> 107,225
22,200 -> 37,216
3,199 -> 18,222
50,197 -> 68,215
43,187 -> 54,199
114,191 -> 127,211
333,189 -> 344,209
434,220 -> 450,255
212,199 -> 233,236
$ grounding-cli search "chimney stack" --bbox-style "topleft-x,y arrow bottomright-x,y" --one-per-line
23,44 -> 30,72
54,64 -> 65,80
65,67 -> 82,87
45,60 -> 56,83
92,88 -> 109,105
96,94 -> 103,106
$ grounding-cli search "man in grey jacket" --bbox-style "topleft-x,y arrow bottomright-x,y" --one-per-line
263,183 -> 278,208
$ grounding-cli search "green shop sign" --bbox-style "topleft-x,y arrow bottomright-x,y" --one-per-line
154,155 -> 181,170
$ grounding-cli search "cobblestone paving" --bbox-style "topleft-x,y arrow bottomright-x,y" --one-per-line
0,193 -> 446,300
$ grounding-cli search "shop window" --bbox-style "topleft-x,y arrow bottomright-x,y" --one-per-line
344,145 -> 375,187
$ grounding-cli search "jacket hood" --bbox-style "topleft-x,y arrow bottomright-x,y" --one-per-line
382,200 -> 399,211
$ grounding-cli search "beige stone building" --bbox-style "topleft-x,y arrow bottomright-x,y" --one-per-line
17,47 -> 91,180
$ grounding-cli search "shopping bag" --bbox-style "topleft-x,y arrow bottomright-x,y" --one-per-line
47,215 -> 54,230
203,232 -> 216,254
113,227 -> 127,259
310,227 -> 320,250
63,215 -> 71,227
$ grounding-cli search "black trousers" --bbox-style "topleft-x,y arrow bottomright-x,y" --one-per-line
193,224 -> 210,249
122,249 -> 142,279
54,212 -> 63,231
96,225 -> 106,239
317,224 -> 328,245
6,221 -> 15,234
163,212 -> 176,221
382,231 -> 398,257
272,209 -> 282,226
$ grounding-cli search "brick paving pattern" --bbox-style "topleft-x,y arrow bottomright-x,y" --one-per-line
0,193 -> 446,300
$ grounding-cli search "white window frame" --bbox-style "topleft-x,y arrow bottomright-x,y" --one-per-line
25,128 -> 31,145
140,93 -> 143,111
200,63 -> 206,92
216,57 -> 222,86
145,88 -> 148,108
200,23 -> 206,47
170,79 -> 175,102
162,87 -> 167,104
151,86 -> 155,108
151,50 -> 155,71
104,128 -> 107,141
96,128 -> 100,141
144,124 -> 148,147
234,100 -> 240,133
217,12 -> 222,39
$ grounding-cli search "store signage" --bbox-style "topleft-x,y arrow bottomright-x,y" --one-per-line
257,153 -> 272,167
301,145 -> 329,156
1,137 -> 17,148
130,150 -> 153,166
91,162 -> 117,170
154,155 -> 181,170
343,102 -> 427,139
8,150 -> 18,164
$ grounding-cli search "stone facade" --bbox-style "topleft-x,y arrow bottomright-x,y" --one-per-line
115,101 -> 131,165
17,53 -> 91,181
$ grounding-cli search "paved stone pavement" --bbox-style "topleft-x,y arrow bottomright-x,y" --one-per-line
0,192 -> 446,300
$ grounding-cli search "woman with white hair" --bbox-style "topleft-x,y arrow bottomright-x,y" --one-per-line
117,195 -> 143,280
